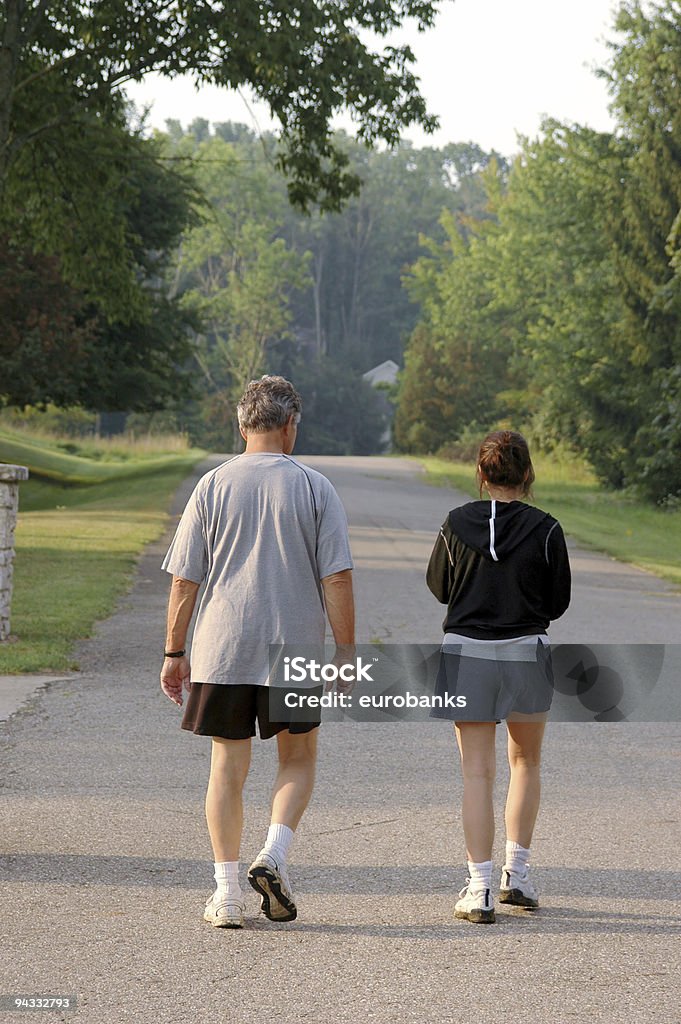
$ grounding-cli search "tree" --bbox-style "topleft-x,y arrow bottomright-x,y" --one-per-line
276,351 -> 389,455
487,123 -> 634,482
596,0 -> 681,497
0,241 -> 99,407
1,1 -> 444,418
174,135 -> 308,446
394,165 -> 512,452
393,0 -> 681,503
283,135 -> 508,373
1,0 -> 442,214
394,121 -> 650,475
0,129 -> 199,410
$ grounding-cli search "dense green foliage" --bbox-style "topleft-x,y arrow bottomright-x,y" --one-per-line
396,0 -> 681,503
0,0 -> 441,210
152,123 -> 504,453
1,0 -> 444,420
4,0 -> 680,482
0,124 -> 200,410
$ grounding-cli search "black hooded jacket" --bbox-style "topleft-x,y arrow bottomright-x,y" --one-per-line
426,499 -> 571,639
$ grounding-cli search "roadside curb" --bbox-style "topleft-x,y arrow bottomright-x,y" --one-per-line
0,674 -> 73,721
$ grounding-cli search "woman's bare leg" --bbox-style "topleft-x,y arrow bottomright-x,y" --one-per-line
505,719 -> 546,847
454,722 -> 497,862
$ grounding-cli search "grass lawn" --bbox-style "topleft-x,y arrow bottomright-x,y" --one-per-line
0,425 -> 192,485
0,428 -> 204,674
414,454 -> 681,588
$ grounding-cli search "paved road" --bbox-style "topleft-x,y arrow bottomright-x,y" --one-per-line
1,456 -> 680,1024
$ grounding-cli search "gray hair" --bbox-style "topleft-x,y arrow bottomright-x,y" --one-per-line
236,375 -> 302,434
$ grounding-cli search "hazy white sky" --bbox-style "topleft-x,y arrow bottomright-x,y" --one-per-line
126,0 -> 621,156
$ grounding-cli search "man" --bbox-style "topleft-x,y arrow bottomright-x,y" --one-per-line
160,375 -> 354,928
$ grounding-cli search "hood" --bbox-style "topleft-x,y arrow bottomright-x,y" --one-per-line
449,500 -> 551,563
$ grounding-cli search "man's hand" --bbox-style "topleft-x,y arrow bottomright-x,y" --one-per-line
329,643 -> 358,695
161,575 -> 199,708
160,655 -> 192,707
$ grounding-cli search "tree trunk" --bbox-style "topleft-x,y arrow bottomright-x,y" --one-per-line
347,202 -> 373,357
231,415 -> 241,453
0,0 -> 22,186
312,244 -> 325,354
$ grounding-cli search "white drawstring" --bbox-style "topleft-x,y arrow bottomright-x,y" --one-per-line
489,499 -> 499,561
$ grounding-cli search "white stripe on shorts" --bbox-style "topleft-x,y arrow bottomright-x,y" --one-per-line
442,632 -> 549,662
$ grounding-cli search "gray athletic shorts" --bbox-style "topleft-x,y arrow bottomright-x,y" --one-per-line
430,634 -> 554,723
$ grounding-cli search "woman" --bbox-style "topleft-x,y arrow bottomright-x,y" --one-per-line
426,430 -> 571,924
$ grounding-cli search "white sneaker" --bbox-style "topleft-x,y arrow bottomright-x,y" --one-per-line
248,851 -> 297,922
499,867 -> 539,909
203,891 -> 245,928
454,882 -> 496,924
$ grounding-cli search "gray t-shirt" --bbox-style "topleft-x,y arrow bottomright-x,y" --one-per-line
162,453 -> 353,685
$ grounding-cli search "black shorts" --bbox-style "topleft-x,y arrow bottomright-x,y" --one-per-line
181,683 -> 322,740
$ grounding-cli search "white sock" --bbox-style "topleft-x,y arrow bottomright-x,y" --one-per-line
505,841 -> 531,876
264,823 -> 294,865
467,859 -> 493,892
214,861 -> 241,898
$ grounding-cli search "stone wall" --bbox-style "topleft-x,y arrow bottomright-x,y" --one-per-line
0,464 -> 29,642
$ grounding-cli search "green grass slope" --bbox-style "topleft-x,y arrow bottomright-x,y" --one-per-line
415,454 -> 681,588
0,431 -> 204,674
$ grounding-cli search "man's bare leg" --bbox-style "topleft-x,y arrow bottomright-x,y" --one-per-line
247,728 -> 318,921
205,737 -> 252,861
270,728 -> 318,828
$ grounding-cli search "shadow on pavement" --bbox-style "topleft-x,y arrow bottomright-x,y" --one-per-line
1,853 -> 679,901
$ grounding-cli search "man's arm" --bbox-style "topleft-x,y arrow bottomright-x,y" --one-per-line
321,569 -> 357,693
321,569 -> 355,645
160,576 -> 200,707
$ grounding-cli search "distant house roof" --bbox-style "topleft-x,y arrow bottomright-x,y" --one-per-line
362,359 -> 400,387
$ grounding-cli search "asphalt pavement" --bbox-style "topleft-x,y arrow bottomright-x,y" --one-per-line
1,455 -> 680,1024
